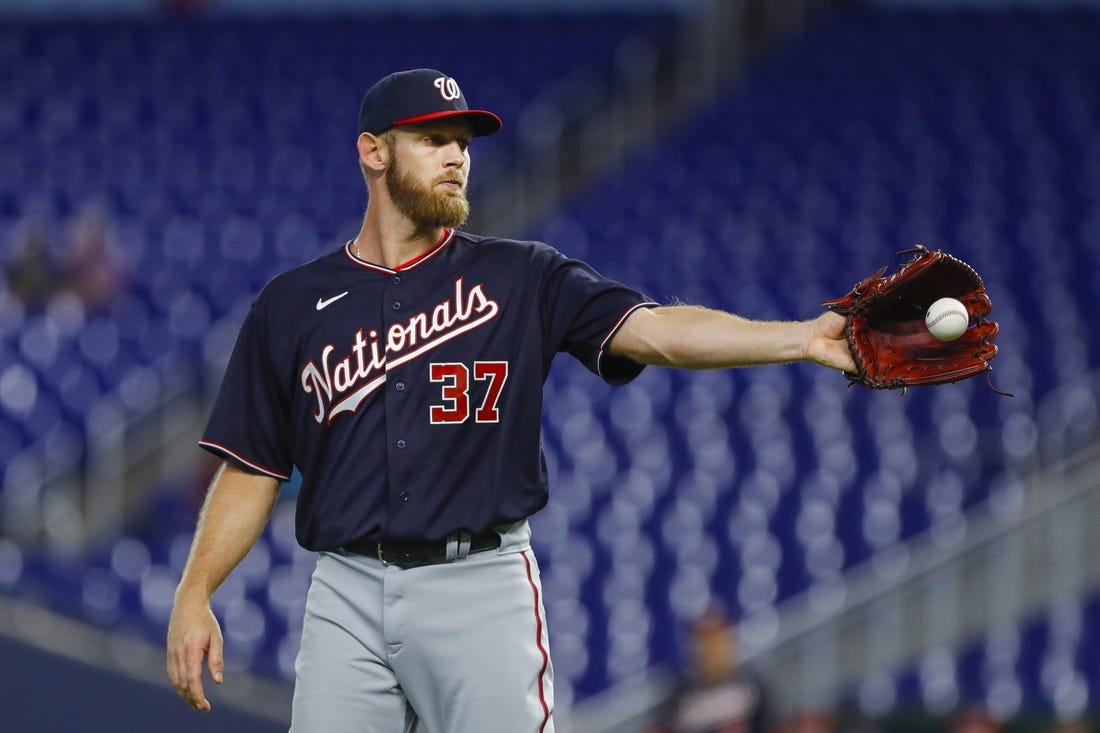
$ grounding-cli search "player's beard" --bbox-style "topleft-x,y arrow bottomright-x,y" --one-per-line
386,158 -> 470,229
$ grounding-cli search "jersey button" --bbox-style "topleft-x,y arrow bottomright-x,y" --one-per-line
392,301 -> 401,311
400,491 -> 409,502
396,439 -> 407,448
395,381 -> 406,391
392,276 -> 401,285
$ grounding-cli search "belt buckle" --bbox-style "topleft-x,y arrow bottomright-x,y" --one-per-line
378,542 -> 421,569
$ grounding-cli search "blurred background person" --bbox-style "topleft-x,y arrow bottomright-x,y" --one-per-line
4,225 -> 61,311
62,204 -> 129,315
948,707 -> 1003,733
650,606 -> 771,733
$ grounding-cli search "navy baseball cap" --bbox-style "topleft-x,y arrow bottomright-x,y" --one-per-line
358,69 -> 502,138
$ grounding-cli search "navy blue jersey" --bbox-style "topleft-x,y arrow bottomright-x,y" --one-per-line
201,228 -> 656,550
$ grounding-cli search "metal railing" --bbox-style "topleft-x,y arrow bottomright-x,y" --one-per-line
743,434 -> 1100,717
1,362 -> 207,553
567,373 -> 1100,732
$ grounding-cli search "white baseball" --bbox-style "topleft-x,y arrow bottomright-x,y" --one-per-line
925,297 -> 969,341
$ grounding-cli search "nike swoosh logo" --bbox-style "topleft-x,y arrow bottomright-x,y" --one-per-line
316,291 -> 349,311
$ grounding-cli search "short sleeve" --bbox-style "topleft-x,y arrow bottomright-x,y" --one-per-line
540,253 -> 657,385
199,299 -> 293,479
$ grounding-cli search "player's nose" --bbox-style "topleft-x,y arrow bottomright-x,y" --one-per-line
442,141 -> 467,167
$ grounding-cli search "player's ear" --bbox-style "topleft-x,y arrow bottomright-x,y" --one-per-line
357,132 -> 388,173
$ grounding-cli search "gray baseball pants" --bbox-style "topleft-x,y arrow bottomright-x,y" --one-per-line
289,520 -> 555,733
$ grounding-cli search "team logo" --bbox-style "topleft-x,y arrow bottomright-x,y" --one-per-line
300,277 -> 500,423
433,76 -> 462,102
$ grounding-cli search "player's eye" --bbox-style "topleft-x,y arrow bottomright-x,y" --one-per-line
427,135 -> 470,152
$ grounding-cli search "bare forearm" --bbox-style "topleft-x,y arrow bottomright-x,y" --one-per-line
610,305 -> 814,369
608,304 -> 856,373
176,461 -> 279,600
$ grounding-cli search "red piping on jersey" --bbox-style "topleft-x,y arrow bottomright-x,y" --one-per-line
595,301 -> 659,380
198,440 -> 291,481
344,228 -> 455,274
520,551 -> 552,732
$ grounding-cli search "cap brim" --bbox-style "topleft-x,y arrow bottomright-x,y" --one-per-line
391,109 -> 503,137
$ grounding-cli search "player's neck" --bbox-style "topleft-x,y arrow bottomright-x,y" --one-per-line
353,206 -> 445,270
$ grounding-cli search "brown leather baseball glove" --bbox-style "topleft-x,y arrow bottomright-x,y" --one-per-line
823,245 -> 1009,394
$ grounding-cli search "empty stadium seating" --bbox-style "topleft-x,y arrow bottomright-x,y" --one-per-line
2,4 -> 1099,719
528,5 -> 1100,708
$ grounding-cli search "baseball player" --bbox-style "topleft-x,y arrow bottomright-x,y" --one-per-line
166,68 -> 854,732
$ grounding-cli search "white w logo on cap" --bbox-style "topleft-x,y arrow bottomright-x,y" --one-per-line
433,76 -> 462,101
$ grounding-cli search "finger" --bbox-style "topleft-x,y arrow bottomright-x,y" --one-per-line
170,654 -> 195,707
166,643 -> 177,688
208,632 -> 224,685
187,674 -> 210,712
184,642 -> 211,712
168,642 -> 188,697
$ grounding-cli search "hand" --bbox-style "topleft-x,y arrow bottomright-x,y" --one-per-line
803,310 -> 855,373
166,593 -> 224,712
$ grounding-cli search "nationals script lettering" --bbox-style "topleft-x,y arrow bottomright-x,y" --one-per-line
300,277 -> 500,423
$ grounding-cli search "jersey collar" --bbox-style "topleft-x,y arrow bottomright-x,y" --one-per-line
344,228 -> 456,274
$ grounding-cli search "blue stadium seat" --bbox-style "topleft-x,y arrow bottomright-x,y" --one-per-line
2,5 -> 1099,713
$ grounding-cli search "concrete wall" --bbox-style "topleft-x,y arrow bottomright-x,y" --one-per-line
0,634 -> 287,733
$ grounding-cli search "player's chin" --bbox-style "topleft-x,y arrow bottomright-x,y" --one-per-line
432,206 -> 469,229
437,186 -> 467,200
440,198 -> 470,224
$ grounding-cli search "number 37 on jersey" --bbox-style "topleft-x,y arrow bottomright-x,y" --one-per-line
429,361 -> 508,425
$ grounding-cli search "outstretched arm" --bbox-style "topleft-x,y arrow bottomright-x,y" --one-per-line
608,305 -> 855,373
166,460 -> 279,712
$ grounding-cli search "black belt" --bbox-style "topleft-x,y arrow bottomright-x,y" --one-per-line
342,529 -> 501,569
